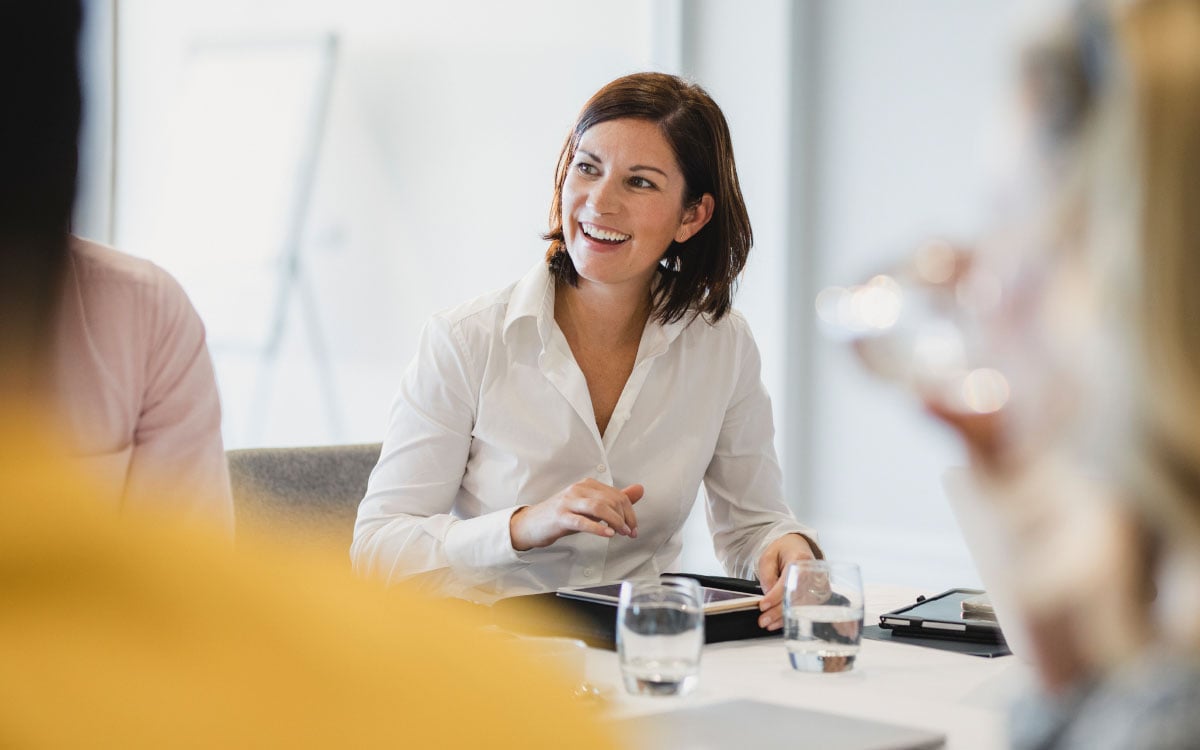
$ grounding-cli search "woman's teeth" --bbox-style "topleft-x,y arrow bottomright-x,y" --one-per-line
581,223 -> 631,243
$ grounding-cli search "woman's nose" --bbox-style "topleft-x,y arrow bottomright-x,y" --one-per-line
585,175 -> 620,214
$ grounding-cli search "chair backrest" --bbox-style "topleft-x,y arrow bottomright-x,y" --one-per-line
227,443 -> 381,542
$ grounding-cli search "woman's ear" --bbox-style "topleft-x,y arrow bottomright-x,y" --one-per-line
675,193 -> 715,243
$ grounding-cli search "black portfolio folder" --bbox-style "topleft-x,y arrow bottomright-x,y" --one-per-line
489,574 -> 777,650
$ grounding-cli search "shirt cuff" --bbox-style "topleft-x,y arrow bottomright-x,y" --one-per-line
796,531 -> 824,559
443,506 -> 529,576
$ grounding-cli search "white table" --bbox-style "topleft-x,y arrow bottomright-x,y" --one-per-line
583,584 -> 1029,749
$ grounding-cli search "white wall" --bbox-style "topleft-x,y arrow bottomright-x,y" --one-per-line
74,0 -> 115,242
801,1 -> 1017,588
115,0 -> 663,448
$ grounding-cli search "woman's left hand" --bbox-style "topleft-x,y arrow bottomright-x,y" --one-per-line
755,533 -> 818,631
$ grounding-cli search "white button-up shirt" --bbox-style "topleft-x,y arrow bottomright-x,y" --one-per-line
352,262 -> 815,602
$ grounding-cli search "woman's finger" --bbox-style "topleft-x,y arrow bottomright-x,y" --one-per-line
619,484 -> 643,536
564,511 -> 616,539
758,592 -> 785,631
570,484 -> 642,536
567,495 -> 630,534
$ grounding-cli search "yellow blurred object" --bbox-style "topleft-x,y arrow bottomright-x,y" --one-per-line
0,416 -> 615,749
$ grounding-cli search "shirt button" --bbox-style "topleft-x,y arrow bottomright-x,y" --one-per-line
583,567 -> 595,578
596,464 -> 606,473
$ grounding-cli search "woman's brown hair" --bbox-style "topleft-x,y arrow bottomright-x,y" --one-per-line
543,72 -> 752,325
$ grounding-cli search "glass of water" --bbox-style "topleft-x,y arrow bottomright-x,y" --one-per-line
616,576 -> 704,696
814,241 -> 1014,416
783,560 -> 864,673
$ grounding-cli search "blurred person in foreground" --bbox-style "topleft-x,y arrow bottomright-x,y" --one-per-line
3,0 -> 233,533
352,72 -> 818,629
898,0 -> 1200,747
0,4 -> 614,746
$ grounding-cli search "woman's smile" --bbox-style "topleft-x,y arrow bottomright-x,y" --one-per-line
578,222 -> 631,246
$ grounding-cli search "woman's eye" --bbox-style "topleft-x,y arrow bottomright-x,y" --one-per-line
575,162 -> 598,175
629,176 -> 656,189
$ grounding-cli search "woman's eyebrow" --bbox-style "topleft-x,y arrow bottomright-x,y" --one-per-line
630,165 -> 669,178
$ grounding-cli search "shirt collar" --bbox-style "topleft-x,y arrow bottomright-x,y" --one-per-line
502,262 -> 556,347
501,261 -> 696,353
638,308 -> 690,360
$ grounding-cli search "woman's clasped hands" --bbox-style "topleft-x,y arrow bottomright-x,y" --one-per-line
509,478 -> 644,551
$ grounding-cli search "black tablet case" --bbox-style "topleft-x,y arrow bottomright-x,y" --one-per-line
878,588 -> 1007,645
862,625 -> 1011,657
489,574 -> 777,650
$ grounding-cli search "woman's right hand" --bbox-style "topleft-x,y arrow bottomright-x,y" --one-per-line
924,399 -> 1011,475
508,479 -> 643,551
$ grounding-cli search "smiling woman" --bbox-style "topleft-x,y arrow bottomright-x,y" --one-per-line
352,73 -> 819,631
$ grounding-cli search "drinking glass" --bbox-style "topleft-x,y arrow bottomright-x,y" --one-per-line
817,237 -> 1094,475
783,560 -> 864,673
815,240 -> 1014,415
616,576 -> 704,696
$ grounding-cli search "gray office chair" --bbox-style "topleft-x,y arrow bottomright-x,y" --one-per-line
227,443 -> 381,541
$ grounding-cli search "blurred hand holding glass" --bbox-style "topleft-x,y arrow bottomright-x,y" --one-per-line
784,560 -> 864,673
817,235 -> 1092,473
617,576 -> 704,696
816,240 -> 1014,416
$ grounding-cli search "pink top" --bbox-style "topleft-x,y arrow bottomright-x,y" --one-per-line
51,237 -> 234,533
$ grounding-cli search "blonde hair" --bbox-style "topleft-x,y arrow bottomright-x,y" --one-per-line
1015,0 -> 1200,656
1036,0 -> 1200,536
1121,0 -> 1200,541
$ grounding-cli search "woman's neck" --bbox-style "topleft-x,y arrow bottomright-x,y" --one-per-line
554,279 -> 652,349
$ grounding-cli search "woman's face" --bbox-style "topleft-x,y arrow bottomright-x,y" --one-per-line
560,118 -> 711,295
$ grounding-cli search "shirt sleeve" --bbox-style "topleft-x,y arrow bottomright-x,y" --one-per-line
702,317 -> 819,580
121,269 -> 234,536
350,315 -> 528,593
